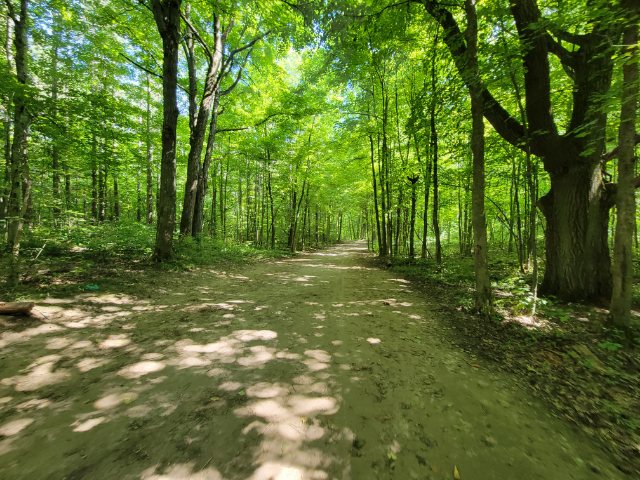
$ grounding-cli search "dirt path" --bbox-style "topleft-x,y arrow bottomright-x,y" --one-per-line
0,242 -> 626,479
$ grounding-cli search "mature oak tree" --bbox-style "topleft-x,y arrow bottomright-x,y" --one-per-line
412,0 -> 632,301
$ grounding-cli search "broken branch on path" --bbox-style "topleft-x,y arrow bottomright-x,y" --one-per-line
0,302 -> 35,316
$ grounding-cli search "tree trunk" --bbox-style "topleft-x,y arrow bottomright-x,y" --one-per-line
431,97 -> 441,265
50,42 -> 61,218
151,0 -> 181,261
466,0 -> 492,313
91,134 -> 98,221
113,175 -> 120,221
145,75 -> 154,225
409,176 -> 418,258
609,16 -> 638,328
369,135 -> 382,254
538,164 -> 612,301
429,30 -> 441,265
422,0 -> 617,301
0,14 -> 13,224
98,151 -> 106,223
6,0 -> 32,286
192,94 -> 220,237
268,169 -> 275,249
180,14 -> 224,236
418,132 -> 432,259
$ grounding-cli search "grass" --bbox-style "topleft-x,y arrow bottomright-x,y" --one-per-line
0,220 -> 291,301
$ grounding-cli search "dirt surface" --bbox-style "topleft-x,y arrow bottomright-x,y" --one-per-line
0,242 -> 628,479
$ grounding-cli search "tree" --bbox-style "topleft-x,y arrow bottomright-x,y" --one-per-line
150,0 -> 181,261
4,0 -> 31,286
416,0 -> 629,301
464,0 -> 492,313
609,3 -> 639,329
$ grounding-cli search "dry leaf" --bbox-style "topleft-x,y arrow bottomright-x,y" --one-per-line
453,465 -> 461,479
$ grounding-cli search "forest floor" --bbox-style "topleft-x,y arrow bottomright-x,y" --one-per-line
0,242 -> 637,479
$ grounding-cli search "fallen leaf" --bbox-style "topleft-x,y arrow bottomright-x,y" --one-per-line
453,465 -> 461,479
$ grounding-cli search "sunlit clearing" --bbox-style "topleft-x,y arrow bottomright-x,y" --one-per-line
118,361 -> 165,379
141,463 -> 223,480
250,463 -> 306,480
99,334 -> 131,349
45,337 -> 73,350
246,382 -> 289,399
79,293 -> 141,305
5,356 -> 70,392
72,417 -> 106,432
507,315 -> 550,330
17,398 -> 52,410
234,330 -> 278,342
0,323 -> 64,348
0,418 -> 34,436
94,391 -> 138,410
238,346 -> 276,367
76,357 -> 109,372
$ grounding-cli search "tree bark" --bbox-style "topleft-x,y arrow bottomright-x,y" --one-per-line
0,13 -> 13,224
409,176 -> 418,259
180,14 -> 224,236
192,93 -> 220,236
370,134 -> 382,254
50,42 -> 61,218
145,76 -> 154,225
609,14 -> 638,328
91,133 -> 98,221
5,0 -> 31,286
465,0 -> 492,313
151,0 -> 181,261
430,75 -> 441,265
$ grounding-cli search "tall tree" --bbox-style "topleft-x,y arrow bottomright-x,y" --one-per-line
609,3 -> 639,329
4,0 -> 31,285
150,0 -> 181,261
417,0 -> 630,300
464,0 -> 491,313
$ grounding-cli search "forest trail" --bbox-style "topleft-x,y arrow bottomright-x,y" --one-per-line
0,242 -> 627,480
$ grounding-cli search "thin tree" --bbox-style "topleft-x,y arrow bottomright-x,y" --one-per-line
4,0 -> 32,286
609,4 -> 639,329
464,0 -> 491,313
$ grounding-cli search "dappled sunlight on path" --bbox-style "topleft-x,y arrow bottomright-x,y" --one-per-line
0,242 -> 627,479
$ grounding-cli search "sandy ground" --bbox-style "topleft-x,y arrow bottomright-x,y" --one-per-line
0,242 -> 628,479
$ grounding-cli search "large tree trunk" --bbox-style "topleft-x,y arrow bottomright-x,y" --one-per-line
422,0 -> 618,301
539,163 -> 611,301
152,0 -> 181,261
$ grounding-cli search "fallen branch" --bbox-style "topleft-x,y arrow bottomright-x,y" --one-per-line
0,302 -> 35,316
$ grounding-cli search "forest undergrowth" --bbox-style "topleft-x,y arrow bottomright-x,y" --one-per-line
384,253 -> 640,476
0,223 -> 292,301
